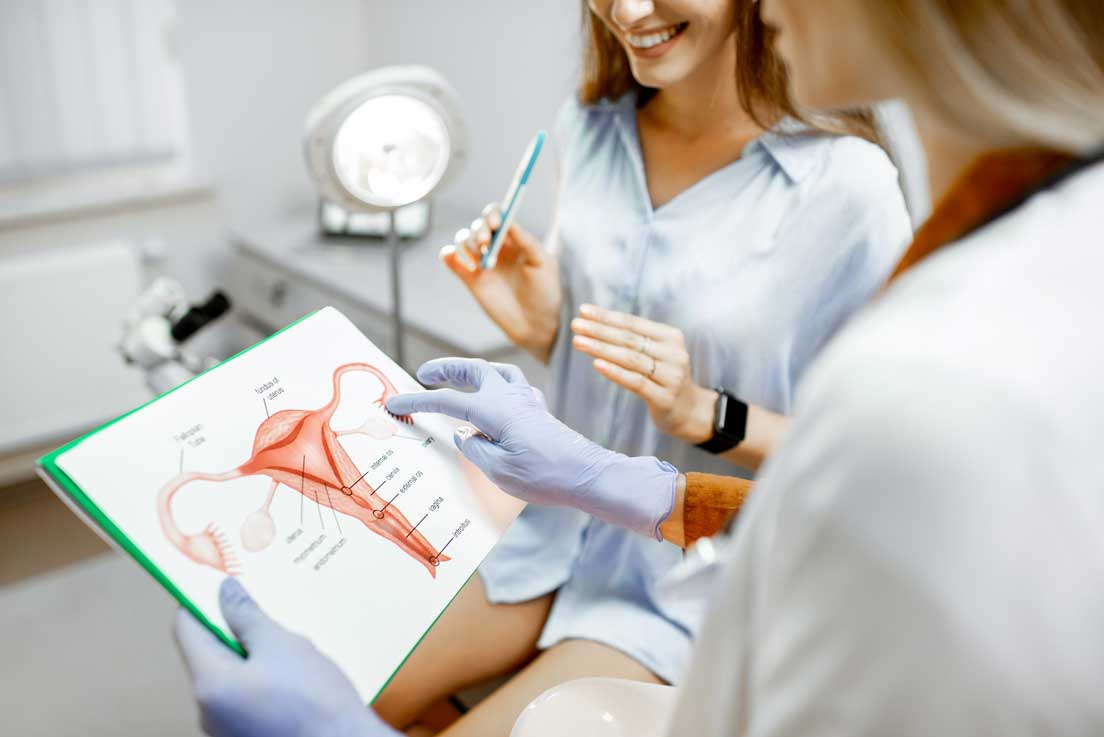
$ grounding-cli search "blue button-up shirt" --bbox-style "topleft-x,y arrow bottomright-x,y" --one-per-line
479,95 -> 912,683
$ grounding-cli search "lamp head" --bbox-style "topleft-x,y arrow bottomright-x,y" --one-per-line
305,66 -> 467,213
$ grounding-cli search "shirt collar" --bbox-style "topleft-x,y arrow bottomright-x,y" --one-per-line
755,118 -> 823,184
613,96 -> 823,185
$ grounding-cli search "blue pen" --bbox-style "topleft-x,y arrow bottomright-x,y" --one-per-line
482,130 -> 547,270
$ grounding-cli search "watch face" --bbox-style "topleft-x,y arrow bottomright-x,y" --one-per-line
714,392 -> 728,433
715,391 -> 748,443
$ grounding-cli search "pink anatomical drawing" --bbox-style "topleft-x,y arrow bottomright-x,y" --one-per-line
157,362 -> 449,578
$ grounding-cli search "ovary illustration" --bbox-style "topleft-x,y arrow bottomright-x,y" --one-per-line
157,362 -> 449,577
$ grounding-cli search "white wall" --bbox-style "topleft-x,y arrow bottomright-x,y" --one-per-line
0,0 -> 584,283
0,1 -> 581,465
0,0 -> 376,274
176,1 -> 375,223
0,2 -> 372,462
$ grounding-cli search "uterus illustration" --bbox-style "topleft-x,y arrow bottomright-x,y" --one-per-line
157,362 -> 449,578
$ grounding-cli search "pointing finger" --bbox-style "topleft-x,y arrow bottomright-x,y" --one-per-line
385,388 -> 473,423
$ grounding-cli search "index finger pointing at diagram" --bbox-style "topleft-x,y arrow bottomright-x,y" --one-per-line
386,388 -> 475,424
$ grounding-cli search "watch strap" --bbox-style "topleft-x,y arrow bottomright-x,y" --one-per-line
696,389 -> 748,454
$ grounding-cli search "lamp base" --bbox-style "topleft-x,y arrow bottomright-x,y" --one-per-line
318,199 -> 431,240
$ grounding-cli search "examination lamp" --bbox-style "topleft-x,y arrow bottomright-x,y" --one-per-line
304,65 -> 468,367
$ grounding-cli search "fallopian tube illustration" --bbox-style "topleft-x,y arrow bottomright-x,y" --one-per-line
157,362 -> 449,577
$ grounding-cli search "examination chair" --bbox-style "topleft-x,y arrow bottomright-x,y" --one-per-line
510,678 -> 678,737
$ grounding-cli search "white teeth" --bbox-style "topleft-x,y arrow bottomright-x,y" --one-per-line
627,25 -> 681,49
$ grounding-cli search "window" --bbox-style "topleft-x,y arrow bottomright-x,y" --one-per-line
0,0 -> 202,224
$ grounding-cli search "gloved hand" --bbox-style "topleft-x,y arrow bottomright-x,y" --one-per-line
174,578 -> 397,737
386,358 -> 678,540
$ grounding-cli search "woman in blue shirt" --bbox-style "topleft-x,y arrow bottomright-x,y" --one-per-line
374,1 -> 912,734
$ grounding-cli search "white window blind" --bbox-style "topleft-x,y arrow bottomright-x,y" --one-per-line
0,0 -> 188,186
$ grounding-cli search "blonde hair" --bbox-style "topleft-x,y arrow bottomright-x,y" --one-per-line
866,1 -> 1104,153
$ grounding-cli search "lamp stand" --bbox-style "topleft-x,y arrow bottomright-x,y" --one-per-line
387,209 -> 406,370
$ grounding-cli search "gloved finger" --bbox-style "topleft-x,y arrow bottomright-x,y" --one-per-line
485,364 -> 545,408
487,362 -> 529,385
414,357 -> 503,391
174,608 -> 240,682
219,578 -> 279,652
454,427 -> 510,474
386,387 -> 474,423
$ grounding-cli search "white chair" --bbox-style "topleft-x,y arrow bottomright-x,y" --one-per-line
510,677 -> 679,737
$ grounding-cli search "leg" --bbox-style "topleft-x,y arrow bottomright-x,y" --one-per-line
374,574 -> 554,729
432,639 -> 665,737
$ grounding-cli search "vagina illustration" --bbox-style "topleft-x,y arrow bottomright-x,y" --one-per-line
157,362 -> 449,577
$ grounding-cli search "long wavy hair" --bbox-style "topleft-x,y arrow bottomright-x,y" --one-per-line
578,0 -> 878,141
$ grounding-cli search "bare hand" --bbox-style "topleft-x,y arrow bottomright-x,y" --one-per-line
571,304 -> 716,444
442,203 -> 561,361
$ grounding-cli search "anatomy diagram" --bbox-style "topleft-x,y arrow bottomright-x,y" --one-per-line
157,363 -> 449,577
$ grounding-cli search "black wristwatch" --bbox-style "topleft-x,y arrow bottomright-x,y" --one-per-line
696,388 -> 748,454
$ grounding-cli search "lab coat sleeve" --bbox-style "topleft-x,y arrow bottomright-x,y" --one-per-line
668,343 -> 1065,737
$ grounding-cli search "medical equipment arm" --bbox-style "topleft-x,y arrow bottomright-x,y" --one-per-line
386,358 -> 678,540
174,579 -> 397,737
119,278 -> 231,396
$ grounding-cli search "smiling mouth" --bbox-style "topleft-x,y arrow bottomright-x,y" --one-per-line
625,22 -> 688,50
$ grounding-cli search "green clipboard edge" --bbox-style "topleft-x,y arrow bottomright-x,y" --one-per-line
34,310 -> 325,658
34,307 -> 493,704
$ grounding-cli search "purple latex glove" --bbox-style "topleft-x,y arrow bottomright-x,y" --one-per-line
386,358 -> 677,540
174,579 -> 396,737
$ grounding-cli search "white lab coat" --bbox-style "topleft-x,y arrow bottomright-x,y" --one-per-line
667,160 -> 1104,736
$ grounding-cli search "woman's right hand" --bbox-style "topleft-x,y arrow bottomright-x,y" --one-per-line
386,358 -> 678,541
442,203 -> 562,362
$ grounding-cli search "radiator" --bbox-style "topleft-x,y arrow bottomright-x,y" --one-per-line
0,241 -> 148,458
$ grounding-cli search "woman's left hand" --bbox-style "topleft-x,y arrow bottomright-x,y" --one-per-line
571,304 -> 717,445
